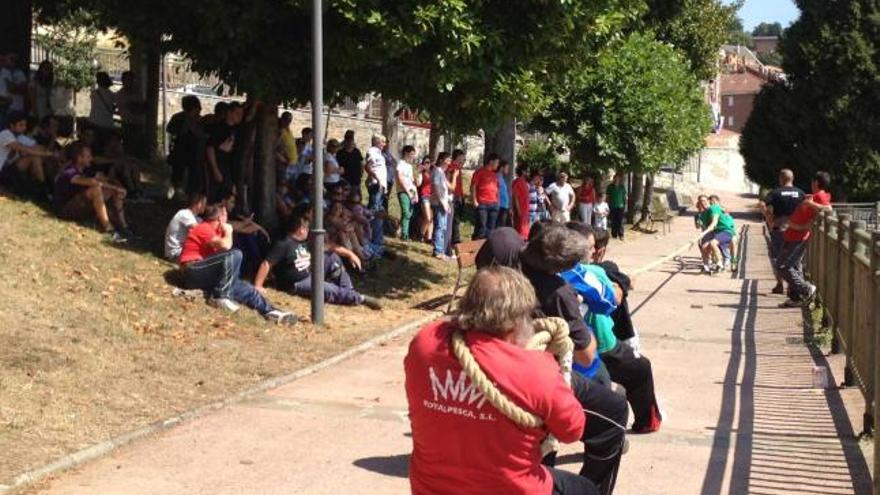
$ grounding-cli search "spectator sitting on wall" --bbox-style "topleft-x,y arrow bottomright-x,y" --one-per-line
254,213 -> 382,310
52,141 -> 130,243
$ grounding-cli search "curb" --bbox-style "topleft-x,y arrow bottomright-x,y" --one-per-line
0,312 -> 440,495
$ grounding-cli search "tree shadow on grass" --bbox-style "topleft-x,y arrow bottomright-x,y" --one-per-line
353,453 -> 410,479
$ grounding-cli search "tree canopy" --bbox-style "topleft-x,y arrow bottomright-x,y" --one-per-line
752,21 -> 783,37
741,0 -> 880,200
535,32 -> 712,174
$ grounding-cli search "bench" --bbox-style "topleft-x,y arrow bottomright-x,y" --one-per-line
446,239 -> 486,313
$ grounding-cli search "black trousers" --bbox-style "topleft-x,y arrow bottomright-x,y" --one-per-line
544,373 -> 627,495
602,343 -> 661,432
450,197 -> 463,245
609,207 -> 625,239
551,467 -> 599,495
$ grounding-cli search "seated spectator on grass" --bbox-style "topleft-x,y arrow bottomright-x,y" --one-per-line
178,204 -> 296,324
219,188 -> 270,278
562,222 -> 662,434
346,187 -> 388,260
405,266 -> 598,495
165,192 -> 207,261
0,111 -> 55,196
254,213 -> 382,310
53,141 -> 130,243
94,134 -> 145,200
33,115 -> 62,152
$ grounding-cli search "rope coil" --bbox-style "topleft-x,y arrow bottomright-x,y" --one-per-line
450,317 -> 574,429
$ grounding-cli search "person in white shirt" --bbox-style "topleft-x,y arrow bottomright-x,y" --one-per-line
545,172 -> 576,222
364,134 -> 387,211
324,138 -> 343,185
593,192 -> 610,230
430,152 -> 453,258
0,111 -> 54,189
395,145 -> 418,241
165,193 -> 208,260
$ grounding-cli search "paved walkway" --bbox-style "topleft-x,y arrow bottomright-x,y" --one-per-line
32,194 -> 872,495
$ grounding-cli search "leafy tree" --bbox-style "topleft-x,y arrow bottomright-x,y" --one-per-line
537,33 -> 711,175
741,0 -> 880,200
726,15 -> 753,47
33,9 -> 98,95
756,50 -> 783,67
518,141 -> 563,174
646,0 -> 740,79
752,21 -> 783,37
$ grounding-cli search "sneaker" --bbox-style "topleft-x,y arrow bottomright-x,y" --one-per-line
433,253 -> 448,260
264,309 -> 298,325
710,263 -> 723,273
778,298 -> 802,308
701,264 -> 711,274
208,298 -> 240,313
166,185 -> 176,200
771,283 -> 785,295
361,295 -> 383,311
105,230 -> 128,244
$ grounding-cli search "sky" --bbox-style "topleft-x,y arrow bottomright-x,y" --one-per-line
731,0 -> 801,31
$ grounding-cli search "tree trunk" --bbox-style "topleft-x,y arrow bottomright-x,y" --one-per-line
381,99 -> 400,158
0,0 -> 32,74
254,101 -> 279,231
128,35 -> 161,160
428,125 -> 443,161
484,116 -> 516,165
640,173 -> 655,224
627,172 -> 644,224
234,95 -> 258,214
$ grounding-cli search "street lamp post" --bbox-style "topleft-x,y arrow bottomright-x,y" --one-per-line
310,0 -> 325,325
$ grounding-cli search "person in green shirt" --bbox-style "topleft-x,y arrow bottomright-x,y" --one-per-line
696,194 -> 738,273
606,173 -> 627,240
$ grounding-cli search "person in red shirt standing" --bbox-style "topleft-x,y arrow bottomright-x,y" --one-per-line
469,153 -> 501,240
576,174 -> 596,226
512,164 -> 531,239
179,204 -> 296,323
416,156 -> 434,243
405,266 -> 598,495
777,171 -> 833,308
447,149 -> 466,248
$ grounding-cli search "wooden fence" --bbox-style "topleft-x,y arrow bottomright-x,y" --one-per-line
807,211 -> 880,494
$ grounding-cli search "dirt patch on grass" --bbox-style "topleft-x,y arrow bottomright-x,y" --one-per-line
0,193 -> 462,483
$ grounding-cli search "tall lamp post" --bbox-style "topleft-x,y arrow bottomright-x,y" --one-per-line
310,0 -> 326,325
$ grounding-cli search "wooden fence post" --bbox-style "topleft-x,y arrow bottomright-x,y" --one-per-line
871,230 -> 880,495
832,214 -> 849,355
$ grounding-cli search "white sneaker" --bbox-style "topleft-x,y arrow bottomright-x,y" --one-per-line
265,310 -> 298,325
208,298 -> 240,313
172,288 -> 203,300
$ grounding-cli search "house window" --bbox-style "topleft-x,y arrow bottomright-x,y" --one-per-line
727,96 -> 735,107
727,116 -> 735,127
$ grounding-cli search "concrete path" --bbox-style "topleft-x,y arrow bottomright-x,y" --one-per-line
32,194 -> 872,495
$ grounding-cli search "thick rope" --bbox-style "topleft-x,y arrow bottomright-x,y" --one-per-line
450,317 -> 573,429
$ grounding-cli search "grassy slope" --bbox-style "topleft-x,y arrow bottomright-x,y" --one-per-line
0,190 -> 465,481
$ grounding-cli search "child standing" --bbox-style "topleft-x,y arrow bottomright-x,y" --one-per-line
593,192 -> 610,230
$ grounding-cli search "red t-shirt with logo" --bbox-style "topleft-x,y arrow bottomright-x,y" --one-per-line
447,161 -> 464,198
783,190 -> 831,242
179,221 -> 223,265
471,166 -> 500,205
404,320 -> 585,495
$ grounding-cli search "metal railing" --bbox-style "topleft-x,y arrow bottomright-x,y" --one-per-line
807,211 -> 880,494
832,202 -> 880,230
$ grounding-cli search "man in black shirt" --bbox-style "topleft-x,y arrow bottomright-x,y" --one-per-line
205,102 -> 242,202
761,169 -> 805,294
520,223 -> 628,494
253,213 -> 382,309
336,129 -> 364,188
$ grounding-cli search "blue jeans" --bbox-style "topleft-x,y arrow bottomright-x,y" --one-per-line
233,232 -> 268,277
777,240 -> 810,300
473,203 -> 499,240
367,182 -> 384,211
183,249 -> 242,299
231,280 -> 276,315
290,253 -> 363,305
433,205 -> 449,256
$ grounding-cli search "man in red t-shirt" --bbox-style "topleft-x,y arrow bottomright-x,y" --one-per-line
470,153 -> 501,240
512,164 -> 531,239
405,267 -> 598,495
777,171 -> 833,308
447,149 -> 466,246
179,204 -> 296,323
